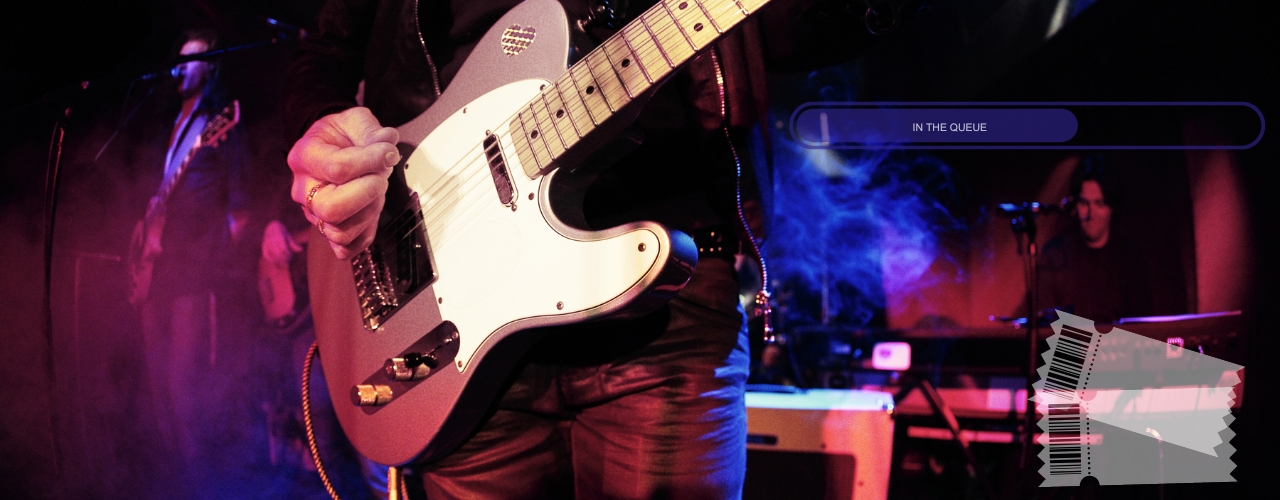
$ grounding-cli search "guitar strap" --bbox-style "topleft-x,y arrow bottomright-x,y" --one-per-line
163,96 -> 205,186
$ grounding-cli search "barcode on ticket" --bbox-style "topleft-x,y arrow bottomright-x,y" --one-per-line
1036,311 -> 1242,486
1047,404 -> 1084,475
1044,324 -> 1094,393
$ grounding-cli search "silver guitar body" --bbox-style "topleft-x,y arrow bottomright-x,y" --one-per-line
308,0 -> 697,465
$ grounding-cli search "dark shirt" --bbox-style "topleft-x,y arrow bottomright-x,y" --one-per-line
1038,229 -> 1153,324
150,93 -> 250,296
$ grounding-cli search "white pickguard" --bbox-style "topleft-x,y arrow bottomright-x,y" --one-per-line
400,80 -> 662,371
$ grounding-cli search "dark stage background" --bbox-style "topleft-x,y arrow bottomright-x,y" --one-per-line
2,0 -> 1275,499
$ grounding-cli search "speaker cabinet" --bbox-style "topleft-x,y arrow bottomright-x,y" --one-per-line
745,389 -> 895,500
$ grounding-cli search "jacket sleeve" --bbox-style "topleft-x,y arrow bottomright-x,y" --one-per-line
760,0 -> 905,72
282,0 -> 381,141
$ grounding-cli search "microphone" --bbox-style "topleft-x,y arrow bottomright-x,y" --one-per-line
138,66 -> 182,81
997,197 -> 1073,217
265,17 -> 307,39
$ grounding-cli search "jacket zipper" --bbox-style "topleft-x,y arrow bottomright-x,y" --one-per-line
710,48 -> 773,342
414,0 -> 443,97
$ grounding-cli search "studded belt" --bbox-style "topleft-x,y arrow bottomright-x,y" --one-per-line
690,226 -> 739,262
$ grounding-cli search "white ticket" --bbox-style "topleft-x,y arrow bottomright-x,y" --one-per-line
1035,311 -> 1242,487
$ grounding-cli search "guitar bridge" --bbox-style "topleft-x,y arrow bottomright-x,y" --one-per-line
352,247 -> 398,330
352,188 -> 436,330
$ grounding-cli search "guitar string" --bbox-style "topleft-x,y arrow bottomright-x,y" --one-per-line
410,0 -> 755,251
539,88 -> 579,149
539,94 -> 575,152
557,76 -> 597,134
390,4 -> 735,250
570,66 -> 611,125
599,41 -> 637,100
627,20 -> 675,76
407,0 -> 686,199
637,12 -> 677,69
403,0 -> 738,223
603,37 -> 650,96
552,76 -> 589,137
372,0 -> 748,254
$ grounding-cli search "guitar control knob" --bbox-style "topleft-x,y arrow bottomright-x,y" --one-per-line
405,352 -> 439,369
384,357 -> 431,381
352,384 -> 393,406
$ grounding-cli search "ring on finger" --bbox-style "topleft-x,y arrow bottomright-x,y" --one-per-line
306,181 -> 331,216
316,219 -> 328,238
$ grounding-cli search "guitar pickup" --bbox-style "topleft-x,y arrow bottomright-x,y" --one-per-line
352,192 -> 436,331
483,133 -> 516,207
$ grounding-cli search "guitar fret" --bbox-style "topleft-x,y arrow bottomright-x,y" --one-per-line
510,117 -> 541,178
570,64 -> 612,123
698,0 -> 750,31
623,22 -> 673,83
581,58 -> 615,112
529,101 -> 567,157
541,86 -> 580,148
602,36 -> 650,97
558,73 -> 599,131
501,0 -> 770,180
646,5 -> 696,63
517,110 -> 554,168
664,0 -> 719,50
691,0 -> 724,33
618,34 -> 653,83
551,76 -> 589,139
584,49 -> 631,110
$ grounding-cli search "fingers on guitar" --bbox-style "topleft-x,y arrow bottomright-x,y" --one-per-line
305,191 -> 383,248
337,108 -> 400,147
323,211 -> 380,260
322,142 -> 400,182
289,138 -> 389,182
304,176 -> 388,224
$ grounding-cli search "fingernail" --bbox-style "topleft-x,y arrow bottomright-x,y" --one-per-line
385,151 -> 400,166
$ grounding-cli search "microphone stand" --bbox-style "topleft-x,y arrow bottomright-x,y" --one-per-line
998,201 -> 1049,496
94,31 -> 301,161
15,31 -> 305,499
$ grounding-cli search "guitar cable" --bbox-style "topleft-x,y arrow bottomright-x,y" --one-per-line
304,342 -> 410,500
302,341 -> 345,500
297,37 -> 776,500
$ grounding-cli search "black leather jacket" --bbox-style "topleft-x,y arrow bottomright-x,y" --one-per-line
282,0 -> 789,135
283,0 -> 879,235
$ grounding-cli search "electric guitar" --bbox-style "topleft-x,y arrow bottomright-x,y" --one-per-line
128,100 -> 241,307
259,224 -> 313,335
308,0 -> 771,465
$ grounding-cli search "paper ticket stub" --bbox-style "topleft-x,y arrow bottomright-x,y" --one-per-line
1035,311 -> 1243,487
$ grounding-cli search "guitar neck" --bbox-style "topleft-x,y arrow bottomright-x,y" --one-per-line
507,0 -> 768,177
146,101 -> 239,222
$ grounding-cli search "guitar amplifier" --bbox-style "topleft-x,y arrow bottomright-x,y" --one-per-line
744,389 -> 896,500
